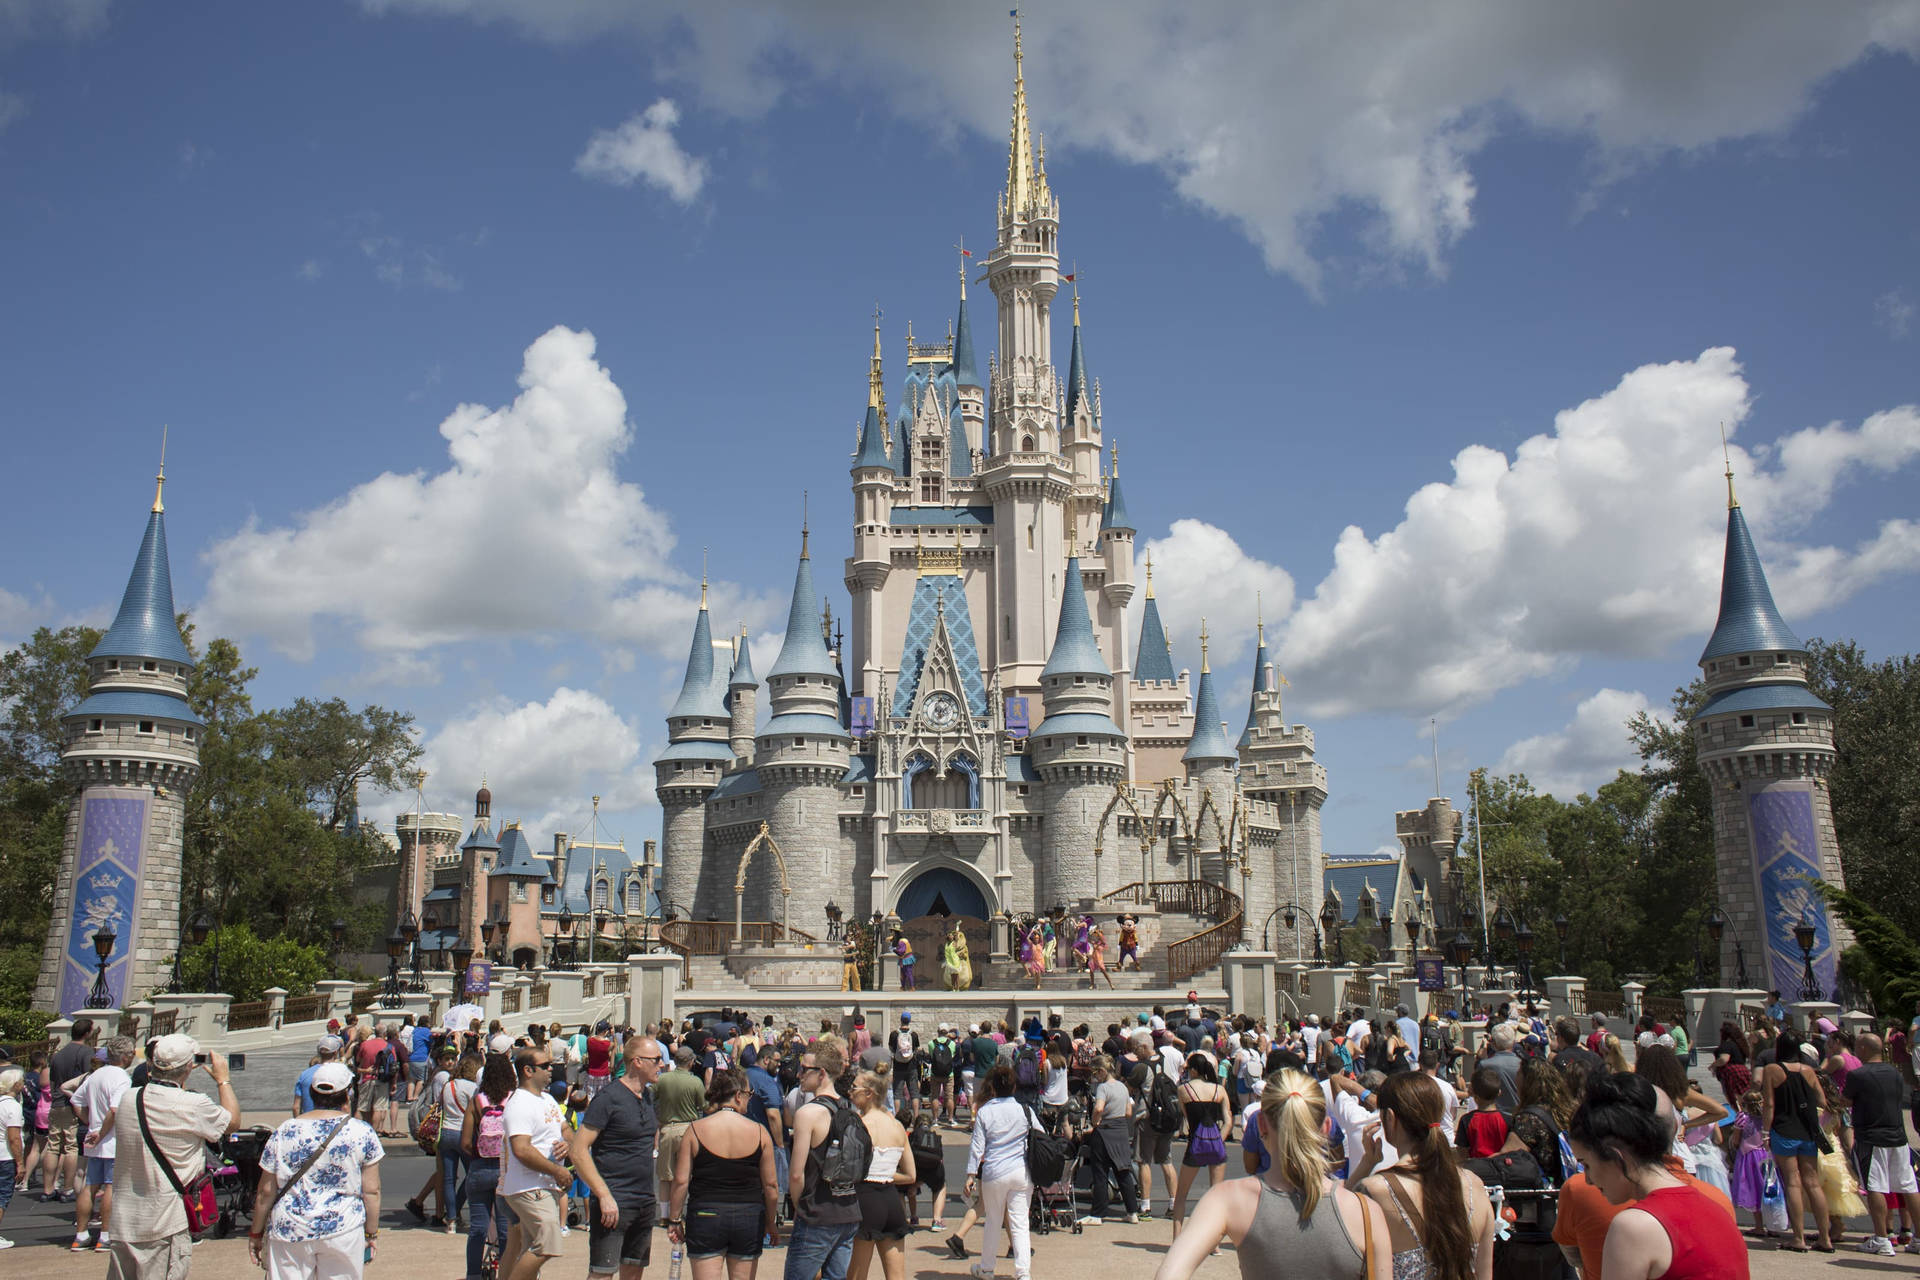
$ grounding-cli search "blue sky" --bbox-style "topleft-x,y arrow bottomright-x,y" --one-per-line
4,1 -> 1918,859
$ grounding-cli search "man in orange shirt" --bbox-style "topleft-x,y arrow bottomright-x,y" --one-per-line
1553,1089 -> 1734,1276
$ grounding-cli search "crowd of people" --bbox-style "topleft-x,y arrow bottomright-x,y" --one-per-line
4,992 -> 1919,1279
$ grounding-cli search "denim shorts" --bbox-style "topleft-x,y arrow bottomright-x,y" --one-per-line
0,1159 -> 16,1209
86,1155 -> 115,1186
1770,1134 -> 1818,1159
684,1200 -> 764,1261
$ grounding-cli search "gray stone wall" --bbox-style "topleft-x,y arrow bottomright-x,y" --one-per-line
658,789 -> 711,924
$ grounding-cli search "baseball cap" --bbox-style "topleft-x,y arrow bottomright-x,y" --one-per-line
1187,990 -> 1198,1001
311,1062 -> 354,1093
151,1034 -> 200,1071
938,1022 -> 950,1033
900,1011 -> 911,1023
316,1035 -> 344,1055
488,1033 -> 514,1054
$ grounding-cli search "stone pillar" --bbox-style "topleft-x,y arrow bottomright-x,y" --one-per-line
1222,951 -> 1279,1029
1622,981 -> 1646,1027
315,980 -> 356,1022
1791,1000 -> 1840,1034
154,993 -> 231,1042
1545,976 -> 1585,1021
1306,967 -> 1353,1023
122,1001 -> 155,1043
628,953 -> 685,1031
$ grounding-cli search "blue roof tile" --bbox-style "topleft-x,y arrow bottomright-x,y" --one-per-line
890,574 -> 988,719
949,406 -> 972,478
1032,711 -> 1125,738
1101,472 -> 1133,532
655,739 -> 736,763
760,713 -> 851,740
1005,753 -> 1039,784
1184,661 -> 1235,763
839,756 -> 874,786
668,606 -> 731,721
1691,682 -> 1832,722
952,294 -> 980,387
729,632 -> 757,688
1064,319 -> 1089,425
1041,556 -> 1109,680
92,511 -> 195,668
853,403 -> 895,472
711,767 -> 762,799
767,548 -> 839,680
1238,632 -> 1269,750
1135,595 -> 1175,683
1700,505 -> 1803,662
494,825 -> 548,878
1323,859 -> 1399,923
70,688 -> 202,727
890,507 -> 994,526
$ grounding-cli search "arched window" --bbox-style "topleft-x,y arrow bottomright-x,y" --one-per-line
1022,434 -> 1035,451
594,878 -> 609,911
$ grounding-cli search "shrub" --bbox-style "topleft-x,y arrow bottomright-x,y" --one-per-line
174,923 -> 330,1003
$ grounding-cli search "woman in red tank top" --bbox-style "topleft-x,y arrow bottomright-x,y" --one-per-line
1567,1072 -> 1749,1280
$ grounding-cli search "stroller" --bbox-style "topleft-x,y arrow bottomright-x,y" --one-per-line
1030,1149 -> 1084,1234
1466,1149 -> 1571,1280
208,1125 -> 274,1238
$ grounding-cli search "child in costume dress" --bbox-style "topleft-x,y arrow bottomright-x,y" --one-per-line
1087,923 -> 1114,989
1021,923 -> 1046,984
1817,1074 -> 1865,1241
894,934 -> 916,991
1040,919 -> 1058,971
1727,1089 -> 1772,1230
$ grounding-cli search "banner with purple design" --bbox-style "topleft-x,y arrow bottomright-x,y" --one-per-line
1747,782 -> 1838,1001
59,789 -> 150,1014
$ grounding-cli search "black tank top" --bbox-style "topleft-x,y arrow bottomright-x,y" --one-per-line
690,1142 -> 764,1204
1771,1068 -> 1820,1142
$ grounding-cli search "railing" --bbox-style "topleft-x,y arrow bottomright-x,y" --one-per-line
1104,879 -> 1244,984
530,983 -> 551,1010
581,974 -> 598,999
603,971 -> 627,994
1644,996 -> 1685,1027
1586,989 -> 1625,1017
894,809 -> 989,831
149,1009 -> 177,1038
229,1000 -> 273,1031
1344,979 -> 1373,1009
282,994 -> 329,1025
659,920 -> 820,956
117,1013 -> 141,1037
351,985 -> 380,1013
501,988 -> 521,1015
1167,910 -> 1242,985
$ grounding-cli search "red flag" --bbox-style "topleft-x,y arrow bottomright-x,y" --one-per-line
962,249 -> 972,257
1062,273 -> 1075,281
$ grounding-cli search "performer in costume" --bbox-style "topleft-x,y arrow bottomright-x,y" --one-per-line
1087,923 -> 1114,990
893,932 -> 916,990
1117,913 -> 1141,970
841,929 -> 863,991
1072,914 -> 1094,970
1021,921 -> 1046,985
1040,918 -> 1058,971
941,924 -> 973,990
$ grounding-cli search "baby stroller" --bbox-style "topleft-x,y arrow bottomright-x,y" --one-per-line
1030,1149 -> 1084,1234
1466,1149 -> 1568,1280
208,1125 -> 274,1238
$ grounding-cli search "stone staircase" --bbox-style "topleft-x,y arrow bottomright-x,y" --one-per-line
977,907 -> 1214,991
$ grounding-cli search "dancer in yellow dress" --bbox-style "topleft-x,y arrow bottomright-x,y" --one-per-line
941,924 -> 973,990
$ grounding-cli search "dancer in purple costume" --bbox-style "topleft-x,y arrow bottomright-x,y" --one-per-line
1071,915 -> 1094,970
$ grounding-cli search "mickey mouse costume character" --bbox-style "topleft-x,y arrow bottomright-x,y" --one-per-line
1117,914 -> 1141,970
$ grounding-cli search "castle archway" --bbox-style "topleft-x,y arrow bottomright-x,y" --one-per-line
892,864 -> 991,991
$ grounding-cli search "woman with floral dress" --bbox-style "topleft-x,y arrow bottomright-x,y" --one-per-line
250,1062 -> 385,1279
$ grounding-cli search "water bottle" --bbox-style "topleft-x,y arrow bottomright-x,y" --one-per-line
669,1243 -> 684,1280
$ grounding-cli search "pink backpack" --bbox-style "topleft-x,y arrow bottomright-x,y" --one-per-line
474,1092 -> 506,1159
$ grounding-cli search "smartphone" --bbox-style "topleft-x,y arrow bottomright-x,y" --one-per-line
230,1054 -> 246,1071
364,1244 -> 375,1262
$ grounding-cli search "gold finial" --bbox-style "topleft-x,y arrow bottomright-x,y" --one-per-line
1720,423 -> 1738,509
869,305 -> 885,411
152,425 -> 168,513
1006,9 -> 1036,218
1144,551 -> 1154,599
1200,618 -> 1211,674
955,237 -> 968,299
1065,507 -> 1078,551
1109,439 -> 1118,478
1071,272 -> 1080,326
700,547 -> 709,608
1256,591 -> 1264,644
801,491 -> 810,558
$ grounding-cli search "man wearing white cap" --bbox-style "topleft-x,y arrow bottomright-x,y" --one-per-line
294,1036 -> 346,1117
105,1035 -> 240,1280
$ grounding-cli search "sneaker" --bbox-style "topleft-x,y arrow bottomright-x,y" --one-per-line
1906,1238 -> 1920,1255
70,1236 -> 89,1252
968,1267 -> 996,1280
94,1234 -> 111,1252
1860,1237 -> 1896,1256
59,1190 -> 77,1203
1076,1216 -> 1104,1227
930,1220 -> 945,1230
1124,1213 -> 1139,1224
946,1234 -> 969,1260
0,1236 -> 13,1249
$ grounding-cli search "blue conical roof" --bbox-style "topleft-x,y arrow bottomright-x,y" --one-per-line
1101,472 -> 1133,532
853,403 -> 894,472
1135,595 -> 1175,682
1041,556 -> 1109,680
1700,504 -> 1803,663
729,631 -> 757,688
1064,318 -> 1089,425
92,510 -> 195,668
948,405 -> 972,477
1185,658 -> 1235,763
668,605 -> 730,720
953,292 -> 980,388
1237,630 -> 1268,749
768,542 -> 839,680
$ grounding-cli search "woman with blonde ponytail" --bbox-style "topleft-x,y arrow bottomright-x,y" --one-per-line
1153,1071 -> 1388,1280
1355,1072 -> 1494,1280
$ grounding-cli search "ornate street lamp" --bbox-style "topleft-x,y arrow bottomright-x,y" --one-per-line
382,928 -> 407,1008
1793,914 -> 1821,1002
1319,894 -> 1342,967
329,916 -> 348,979
1553,913 -> 1569,974
1448,931 -> 1475,1017
414,907 -> 438,991
1403,913 -> 1422,957
591,909 -> 609,966
1695,906 -> 1727,987
86,927 -> 117,1009
451,944 -> 474,998
556,906 -> 574,969
1514,919 -> 1535,997
870,911 -> 886,990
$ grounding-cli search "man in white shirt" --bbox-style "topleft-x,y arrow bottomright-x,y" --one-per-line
1156,1036 -> 1184,1080
107,1034 -> 240,1280
498,1048 -> 571,1280
1301,1015 -> 1322,1065
1325,1070 -> 1398,1178
72,1036 -> 135,1253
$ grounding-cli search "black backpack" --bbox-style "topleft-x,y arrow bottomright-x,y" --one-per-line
931,1038 -> 955,1074
1022,1104 -> 1070,1185
815,1096 -> 873,1199
1014,1046 -> 1041,1090
1145,1063 -> 1182,1134
374,1043 -> 400,1082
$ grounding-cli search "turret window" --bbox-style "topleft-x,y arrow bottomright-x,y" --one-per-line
138,721 -> 154,734
1775,654 -> 1790,665
1737,656 -> 1751,667
143,661 -> 157,672
106,660 -> 118,670
89,719 -> 103,732
184,727 -> 196,741
1739,715 -> 1756,728
1792,712 -> 1807,724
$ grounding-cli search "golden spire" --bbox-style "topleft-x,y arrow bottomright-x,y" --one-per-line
1065,506 -> 1078,552
1006,10 -> 1036,221
801,490 -> 810,559
1144,551 -> 1154,599
700,547 -> 709,608
1109,439 -> 1118,477
955,238 -> 968,300
1256,591 -> 1264,644
1199,618 -> 1211,674
868,304 -> 885,411
152,425 -> 168,514
1720,423 -> 1739,509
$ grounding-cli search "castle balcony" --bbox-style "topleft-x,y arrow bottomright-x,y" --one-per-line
893,809 -> 989,832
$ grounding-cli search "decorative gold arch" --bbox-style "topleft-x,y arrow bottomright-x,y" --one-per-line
733,821 -> 792,943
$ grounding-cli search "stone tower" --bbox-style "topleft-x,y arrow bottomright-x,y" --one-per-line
727,626 -> 758,761
1183,625 -> 1239,894
1239,617 -> 1329,956
755,533 -> 852,929
655,582 -> 731,921
1693,474 -> 1849,998
1031,550 -> 1126,906
37,468 -> 201,1013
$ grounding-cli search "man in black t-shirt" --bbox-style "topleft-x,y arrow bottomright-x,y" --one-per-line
1548,1016 -> 1603,1079
1844,1032 -> 1918,1254
42,1016 -> 98,1201
574,1036 -> 664,1280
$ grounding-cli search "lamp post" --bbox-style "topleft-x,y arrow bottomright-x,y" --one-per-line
85,926 -> 117,1009
1458,898 -> 1478,967
1449,931 -> 1475,1018
1552,913 -> 1569,974
1319,894 -> 1342,967
191,906 -> 220,993
593,910 -> 610,966
1514,918 -> 1534,998
1695,907 -> 1727,987
480,918 -> 496,966
557,907 -> 574,970
1403,914 -> 1422,964
415,907 -> 437,991
1734,938 -> 1749,988
329,917 -> 348,979
1793,914 -> 1821,1002
1493,905 -> 1515,977
382,928 -> 407,1008
870,911 -> 885,990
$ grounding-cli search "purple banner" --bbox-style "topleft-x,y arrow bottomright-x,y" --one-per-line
850,696 -> 875,737
1005,696 -> 1030,739
59,791 -> 149,1015
1747,783 -> 1839,1001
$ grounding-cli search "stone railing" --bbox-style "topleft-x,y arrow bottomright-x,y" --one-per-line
501,987 -> 521,1015
603,970 -> 627,994
1343,978 -> 1372,1009
1586,988 -> 1625,1017
282,993 -> 329,1025
530,983 -> 551,1010
150,1008 -> 178,1037
660,921 -> 820,955
229,1000 -> 274,1031
1644,995 -> 1685,1026
894,809 -> 988,831
582,974 -> 598,999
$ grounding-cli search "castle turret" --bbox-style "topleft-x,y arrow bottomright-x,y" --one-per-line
728,625 -> 758,761
756,531 -> 852,928
39,463 -> 203,1012
1239,613 -> 1328,958
1183,623 -> 1240,891
1693,466 -> 1849,998
1031,545 -> 1126,907
654,579 -> 732,920
1100,443 -> 1135,607
1061,289 -> 1102,489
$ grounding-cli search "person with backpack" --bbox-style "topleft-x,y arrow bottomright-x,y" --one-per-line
460,1053 -> 515,1280
1170,1052 -> 1231,1235
1012,1038 -> 1043,1111
1131,1033 -> 1180,1220
966,1063 -> 1043,1279
356,1024 -> 399,1138
928,1026 -> 958,1126
784,1035 -> 863,1280
889,1016 -> 920,1117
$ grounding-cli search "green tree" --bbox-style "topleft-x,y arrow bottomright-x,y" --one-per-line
262,698 -> 421,832
174,923 -> 331,1002
0,624 -> 101,783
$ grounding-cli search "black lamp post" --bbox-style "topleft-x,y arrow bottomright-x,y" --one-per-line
1514,919 -> 1535,997
1403,914 -> 1422,961
870,911 -> 885,990
1319,895 -> 1342,967
381,928 -> 407,1008
480,918 -> 496,966
592,909 -> 609,966
1458,897 -> 1479,965
329,916 -> 348,979
85,926 -> 117,1009
1552,912 -> 1569,974
1449,931 -> 1475,1017
556,906 -> 574,969
190,906 -> 219,992
414,907 -> 436,991
1696,907 -> 1727,987
824,901 -> 842,941
451,944 -> 474,997
1793,914 -> 1821,1002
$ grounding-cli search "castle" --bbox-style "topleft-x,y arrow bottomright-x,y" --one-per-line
653,22 -> 1330,966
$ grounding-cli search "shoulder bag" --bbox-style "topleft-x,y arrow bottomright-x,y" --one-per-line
135,1086 -> 221,1239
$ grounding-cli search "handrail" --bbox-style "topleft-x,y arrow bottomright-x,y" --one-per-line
1103,878 -> 1244,985
659,920 -> 820,956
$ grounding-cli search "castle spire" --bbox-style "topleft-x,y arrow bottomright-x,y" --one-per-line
1184,620 -> 1235,763
666,587 -> 728,722
1239,599 -> 1271,750
93,472 -> 196,670
1040,552 -> 1109,681
1699,496 -> 1802,664
1135,552 -> 1175,683
868,305 -> 885,412
1721,423 -> 1738,510
1007,10 -> 1034,221
952,250 -> 980,388
1064,279 -> 1090,425
152,425 -> 167,514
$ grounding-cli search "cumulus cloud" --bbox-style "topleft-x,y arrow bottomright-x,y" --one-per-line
576,98 -> 709,204
201,324 -> 777,662
1878,289 -> 1914,339
1139,519 -> 1295,673
359,0 -> 1920,292
1277,349 -> 1920,717
396,687 -> 653,837
1495,688 -> 1657,800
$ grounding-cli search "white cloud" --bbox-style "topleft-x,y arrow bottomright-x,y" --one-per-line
1139,519 -> 1294,673
575,98 -> 709,204
200,324 -> 778,662
296,258 -> 324,282
1496,688 -> 1657,800
1878,289 -> 1915,339
359,1 -> 1920,292
1277,349 -> 1920,717
397,687 -> 653,838
0,0 -> 110,46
